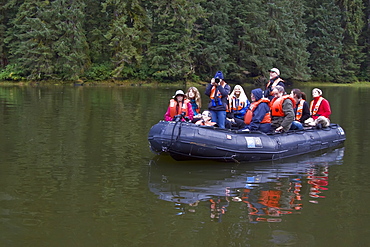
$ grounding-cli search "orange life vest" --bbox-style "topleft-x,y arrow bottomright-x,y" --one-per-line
169,99 -> 190,118
210,85 -> 222,100
295,99 -> 305,121
228,96 -> 245,112
244,99 -> 271,124
309,96 -> 324,116
270,95 -> 296,117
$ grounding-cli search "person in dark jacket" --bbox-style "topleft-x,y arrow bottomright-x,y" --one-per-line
290,88 -> 310,130
243,88 -> 271,133
205,71 -> 231,128
264,68 -> 285,101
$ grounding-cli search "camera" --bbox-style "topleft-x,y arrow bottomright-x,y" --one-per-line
215,78 -> 220,84
173,112 -> 186,122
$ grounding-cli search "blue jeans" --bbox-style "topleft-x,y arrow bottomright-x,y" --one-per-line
210,110 -> 226,128
290,120 -> 304,130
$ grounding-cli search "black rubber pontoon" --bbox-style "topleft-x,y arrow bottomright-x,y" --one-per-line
148,120 -> 346,162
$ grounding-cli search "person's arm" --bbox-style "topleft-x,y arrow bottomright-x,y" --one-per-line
164,106 -> 172,121
320,99 -> 331,118
249,104 -> 268,130
237,99 -> 250,117
205,83 -> 212,97
187,102 -> 194,120
218,83 -> 230,96
300,101 -> 311,123
281,99 -> 295,131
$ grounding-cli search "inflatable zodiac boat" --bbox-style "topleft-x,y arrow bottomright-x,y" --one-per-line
148,120 -> 346,162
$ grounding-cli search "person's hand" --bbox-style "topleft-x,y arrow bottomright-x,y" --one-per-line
275,126 -> 283,132
210,78 -> 216,85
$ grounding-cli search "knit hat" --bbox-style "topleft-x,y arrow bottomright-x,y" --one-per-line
251,88 -> 263,101
214,71 -> 224,79
269,68 -> 280,76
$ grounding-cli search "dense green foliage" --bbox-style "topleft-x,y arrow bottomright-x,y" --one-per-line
0,0 -> 369,83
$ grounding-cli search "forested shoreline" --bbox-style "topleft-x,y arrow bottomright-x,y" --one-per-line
0,0 -> 369,84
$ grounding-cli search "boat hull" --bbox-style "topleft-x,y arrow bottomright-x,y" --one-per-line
148,121 -> 346,162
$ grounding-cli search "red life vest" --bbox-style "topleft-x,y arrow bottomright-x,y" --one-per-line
270,95 -> 296,117
244,99 -> 271,124
295,99 -> 305,121
169,99 -> 190,118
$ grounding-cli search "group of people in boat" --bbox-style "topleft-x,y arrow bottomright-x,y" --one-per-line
163,68 -> 331,133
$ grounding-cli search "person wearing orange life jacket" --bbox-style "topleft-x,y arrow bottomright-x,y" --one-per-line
195,110 -> 217,126
289,88 -> 310,130
304,88 -> 331,128
228,85 -> 250,119
264,68 -> 285,101
164,90 -> 194,122
243,88 -> 271,133
205,71 -> 231,129
270,85 -> 296,132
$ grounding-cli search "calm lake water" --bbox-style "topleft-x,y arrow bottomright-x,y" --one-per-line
0,84 -> 369,247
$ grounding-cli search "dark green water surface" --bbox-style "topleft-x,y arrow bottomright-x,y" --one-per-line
0,85 -> 368,247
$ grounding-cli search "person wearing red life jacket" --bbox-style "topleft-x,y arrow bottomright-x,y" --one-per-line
264,68 -> 285,101
270,85 -> 295,132
205,71 -> 231,129
304,88 -> 331,128
290,88 -> 310,130
243,88 -> 271,133
164,90 -> 194,122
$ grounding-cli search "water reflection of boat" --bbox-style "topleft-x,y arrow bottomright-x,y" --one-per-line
148,147 -> 345,222
148,121 -> 346,162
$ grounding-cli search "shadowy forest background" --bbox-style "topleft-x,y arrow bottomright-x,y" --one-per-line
0,0 -> 369,84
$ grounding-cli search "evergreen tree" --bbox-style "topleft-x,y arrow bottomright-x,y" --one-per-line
194,0 -> 232,79
85,0 -> 112,64
103,0 -> 150,78
7,0 -> 56,79
305,0 -> 344,82
0,0 -> 9,68
264,0 -> 310,80
336,0 -> 365,82
228,0 -> 271,81
146,0 -> 205,82
358,0 -> 370,80
51,0 -> 90,80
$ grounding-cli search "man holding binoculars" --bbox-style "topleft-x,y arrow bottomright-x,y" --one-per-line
205,71 -> 231,129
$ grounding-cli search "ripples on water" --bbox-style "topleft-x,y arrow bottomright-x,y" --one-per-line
1,85 -> 370,246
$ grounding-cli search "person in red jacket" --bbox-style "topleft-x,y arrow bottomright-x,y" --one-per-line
304,88 -> 331,128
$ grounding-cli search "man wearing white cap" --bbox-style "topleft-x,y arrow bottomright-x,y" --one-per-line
264,68 -> 285,101
164,89 -> 194,121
